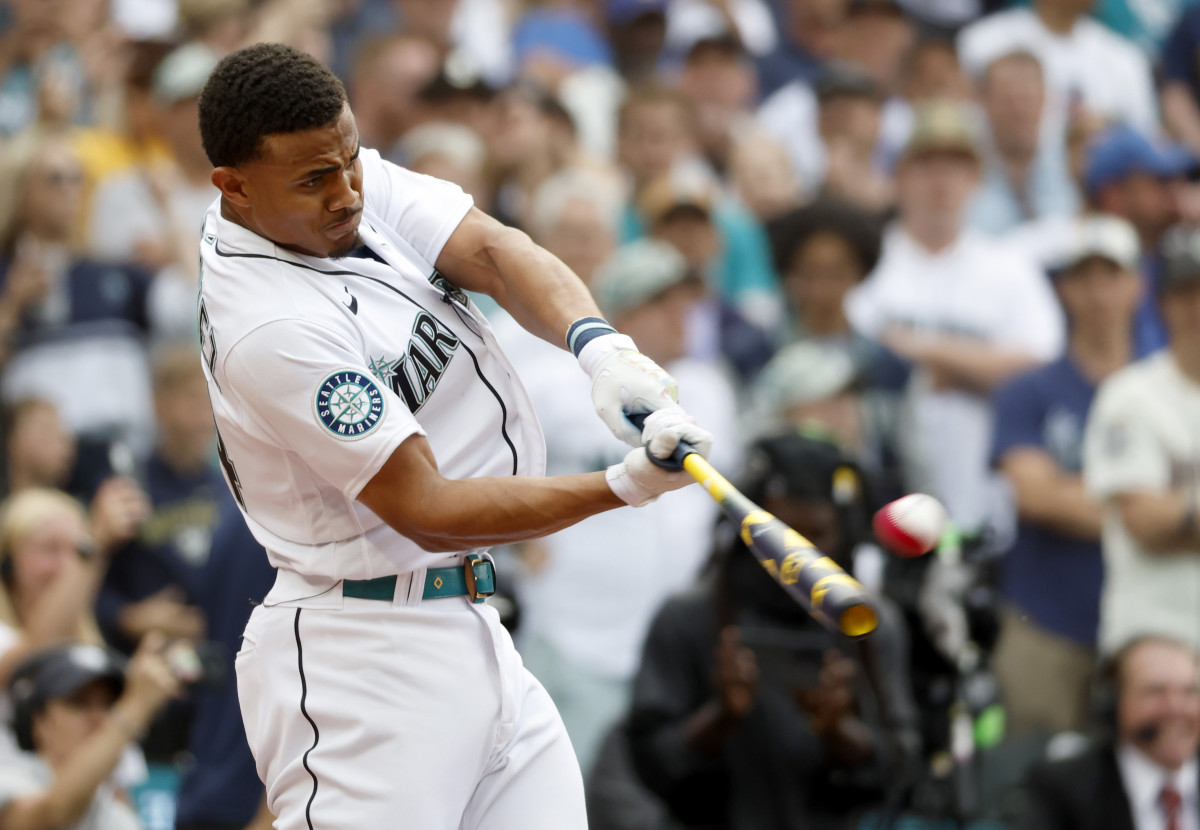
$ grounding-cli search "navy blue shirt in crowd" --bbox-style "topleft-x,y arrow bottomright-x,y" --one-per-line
0,256 -> 151,342
175,495 -> 276,828
991,357 -> 1103,647
96,455 -> 226,654
1163,5 -> 1200,104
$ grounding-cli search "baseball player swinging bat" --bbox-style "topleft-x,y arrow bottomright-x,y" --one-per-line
632,414 -> 879,639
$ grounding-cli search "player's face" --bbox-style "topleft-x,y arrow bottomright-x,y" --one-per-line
227,103 -> 365,259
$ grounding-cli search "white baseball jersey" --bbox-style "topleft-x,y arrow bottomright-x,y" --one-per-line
197,149 -> 546,586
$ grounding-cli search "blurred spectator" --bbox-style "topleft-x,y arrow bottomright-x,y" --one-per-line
638,170 -> 777,378
0,133 -> 159,456
727,129 -> 804,222
525,166 -> 623,288
751,342 -> 908,503
399,121 -> 492,213
177,0 -> 251,55
967,51 -> 1077,235
766,198 -> 883,357
0,638 -> 180,830
1085,126 -> 1200,355
510,239 -> 739,776
755,0 -> 850,97
617,85 -> 780,330
1017,635 -> 1200,830
95,344 -> 214,658
0,486 -> 147,762
1083,225 -> 1200,655
676,35 -> 758,176
0,0 -> 87,137
831,0 -> 915,100
758,63 -> 893,214
1161,5 -> 1200,159
87,43 -> 220,288
173,499 -> 275,830
957,0 -> 1157,137
990,215 -> 1143,738
847,100 -> 1065,534
901,36 -> 971,106
486,83 -> 580,229
347,33 -> 440,159
606,0 -> 669,83
2,399 -> 76,496
627,432 -> 918,830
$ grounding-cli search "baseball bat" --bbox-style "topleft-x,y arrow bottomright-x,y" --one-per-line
631,415 -> 878,639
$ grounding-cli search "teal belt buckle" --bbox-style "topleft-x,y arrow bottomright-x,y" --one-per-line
424,554 -> 495,604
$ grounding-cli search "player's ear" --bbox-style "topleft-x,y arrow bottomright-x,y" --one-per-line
212,166 -> 251,208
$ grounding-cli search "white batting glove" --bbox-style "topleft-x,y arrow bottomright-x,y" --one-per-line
605,408 -> 714,507
577,333 -> 679,446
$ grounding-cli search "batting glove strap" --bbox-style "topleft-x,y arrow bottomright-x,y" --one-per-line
606,448 -> 689,507
579,333 -> 680,447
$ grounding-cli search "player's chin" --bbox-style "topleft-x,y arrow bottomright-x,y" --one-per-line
328,229 -> 364,260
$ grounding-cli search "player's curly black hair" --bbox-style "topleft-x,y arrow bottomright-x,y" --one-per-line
198,42 -> 347,168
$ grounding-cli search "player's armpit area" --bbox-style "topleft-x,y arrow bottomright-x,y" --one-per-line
357,432 -> 624,552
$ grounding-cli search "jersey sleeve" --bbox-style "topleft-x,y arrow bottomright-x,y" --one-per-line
222,317 -> 424,499
990,370 -> 1046,466
1083,374 -> 1170,500
359,148 -> 474,267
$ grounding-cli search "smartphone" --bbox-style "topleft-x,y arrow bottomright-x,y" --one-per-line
737,625 -> 831,693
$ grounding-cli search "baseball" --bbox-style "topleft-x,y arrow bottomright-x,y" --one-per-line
872,493 -> 949,558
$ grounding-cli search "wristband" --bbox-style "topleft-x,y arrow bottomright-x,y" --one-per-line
566,317 -> 617,359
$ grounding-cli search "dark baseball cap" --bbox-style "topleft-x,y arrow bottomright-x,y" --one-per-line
9,643 -> 126,711
1084,125 -> 1197,197
1160,225 -> 1200,293
607,0 -> 668,25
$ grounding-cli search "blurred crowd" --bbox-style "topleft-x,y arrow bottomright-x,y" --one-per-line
0,0 -> 1198,828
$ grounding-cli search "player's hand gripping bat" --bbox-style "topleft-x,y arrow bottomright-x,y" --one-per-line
631,414 -> 878,639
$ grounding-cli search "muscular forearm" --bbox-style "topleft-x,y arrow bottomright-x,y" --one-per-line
361,463 -> 623,552
434,209 -> 603,348
1116,491 -> 1200,552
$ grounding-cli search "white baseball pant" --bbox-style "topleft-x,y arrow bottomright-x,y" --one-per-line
235,586 -> 587,829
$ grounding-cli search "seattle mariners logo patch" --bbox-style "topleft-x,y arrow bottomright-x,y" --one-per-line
314,371 -> 385,439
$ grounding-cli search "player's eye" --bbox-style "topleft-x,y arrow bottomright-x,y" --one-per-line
301,176 -> 323,189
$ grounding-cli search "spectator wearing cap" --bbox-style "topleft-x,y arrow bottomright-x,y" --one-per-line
990,215 -> 1144,738
606,0 -> 670,83
847,100 -> 1065,536
638,169 -> 777,378
664,0 -> 781,60
616,86 -> 781,334
967,50 -> 1077,235
1085,124 -> 1198,354
510,239 -> 739,777
1083,224 -> 1200,656
0,639 -> 179,830
86,42 -> 221,292
957,0 -> 1156,138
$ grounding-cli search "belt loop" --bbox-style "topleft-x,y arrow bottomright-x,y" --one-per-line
403,569 -> 424,606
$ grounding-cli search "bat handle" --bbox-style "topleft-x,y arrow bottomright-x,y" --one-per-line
627,412 -> 696,471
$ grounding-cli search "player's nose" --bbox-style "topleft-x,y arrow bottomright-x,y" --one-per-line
326,169 -> 361,214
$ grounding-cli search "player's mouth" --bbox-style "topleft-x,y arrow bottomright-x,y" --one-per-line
325,210 -> 362,236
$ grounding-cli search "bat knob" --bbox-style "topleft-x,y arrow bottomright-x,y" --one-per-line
626,411 -> 693,471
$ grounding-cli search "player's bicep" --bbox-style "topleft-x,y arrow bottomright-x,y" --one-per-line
223,320 -> 423,498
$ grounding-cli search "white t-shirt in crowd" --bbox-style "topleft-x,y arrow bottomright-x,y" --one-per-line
492,313 -> 741,680
846,225 -> 1065,531
0,753 -> 142,830
1084,351 -> 1200,654
199,149 -> 546,593
958,8 -> 1157,137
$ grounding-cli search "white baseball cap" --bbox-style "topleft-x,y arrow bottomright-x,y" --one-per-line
1054,214 -> 1140,274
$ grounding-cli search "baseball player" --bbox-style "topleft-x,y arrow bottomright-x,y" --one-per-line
194,43 -> 713,830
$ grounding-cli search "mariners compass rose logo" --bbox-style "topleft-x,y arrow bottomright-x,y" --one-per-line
314,370 -> 385,439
